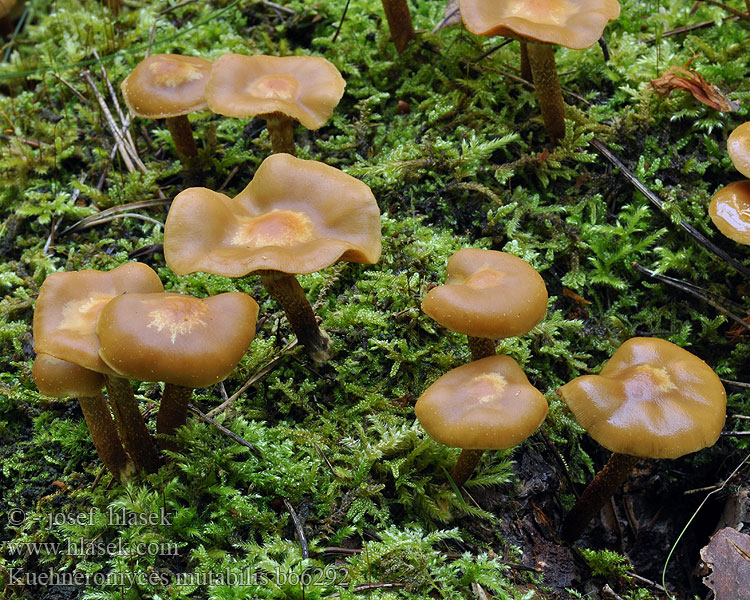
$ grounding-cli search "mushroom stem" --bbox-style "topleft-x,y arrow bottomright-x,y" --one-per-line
264,113 -> 297,156
105,375 -> 160,474
166,115 -> 199,166
526,41 -> 566,143
520,41 -> 532,83
381,0 -> 416,54
561,452 -> 640,543
467,336 -> 496,361
450,449 -> 485,487
156,383 -> 193,452
259,270 -> 332,362
78,394 -> 131,481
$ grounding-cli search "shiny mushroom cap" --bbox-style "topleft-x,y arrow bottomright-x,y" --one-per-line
459,0 -> 621,49
96,292 -> 259,389
727,122 -> 750,179
121,54 -> 212,118
415,355 -> 548,450
33,263 -> 164,374
709,180 -> 750,245
421,248 -> 548,339
164,153 -> 381,277
33,353 -> 106,398
558,337 -> 726,459
205,53 -> 346,129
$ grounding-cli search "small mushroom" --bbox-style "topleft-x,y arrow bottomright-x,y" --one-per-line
415,355 -> 548,486
557,337 -> 726,543
164,153 -> 381,362
33,353 -> 131,480
708,180 -> 750,245
121,54 -> 212,166
205,53 -> 346,155
459,0 -> 620,142
33,263 -> 164,473
421,249 -> 548,360
728,122 -> 750,179
96,291 -> 259,451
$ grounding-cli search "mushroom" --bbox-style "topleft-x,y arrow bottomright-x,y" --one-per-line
121,54 -> 212,166
421,249 -> 548,361
415,355 -> 548,486
459,0 -> 620,142
32,353 -> 131,480
163,153 -> 381,363
205,53 -> 346,155
557,337 -> 726,543
33,262 -> 164,473
708,180 -> 750,245
96,291 -> 259,451
728,122 -> 750,179
382,0 -> 416,53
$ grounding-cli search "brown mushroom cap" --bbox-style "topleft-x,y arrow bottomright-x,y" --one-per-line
558,337 -> 726,459
415,355 -> 548,450
459,0 -> 621,49
727,122 -> 750,179
33,263 -> 164,374
709,180 -> 750,245
205,53 -> 346,129
33,353 -> 106,398
121,54 -> 212,119
164,153 -> 381,277
96,292 -> 259,389
421,248 -> 548,339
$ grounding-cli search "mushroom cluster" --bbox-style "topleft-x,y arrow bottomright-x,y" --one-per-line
709,122 -> 750,244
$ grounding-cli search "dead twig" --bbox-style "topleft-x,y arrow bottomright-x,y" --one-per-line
327,583 -> 406,597
60,199 -> 170,236
696,0 -> 750,20
187,403 -> 262,458
642,15 -> 740,43
282,498 -> 309,559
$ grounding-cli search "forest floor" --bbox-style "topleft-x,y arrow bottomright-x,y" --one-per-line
0,0 -> 749,599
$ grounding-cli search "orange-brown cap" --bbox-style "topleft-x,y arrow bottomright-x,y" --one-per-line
33,263 -> 164,374
33,353 -> 106,398
421,248 -> 547,339
164,153 -> 381,277
709,180 -> 750,245
205,53 -> 346,129
727,122 -> 750,179
459,0 -> 621,50
415,355 -> 548,450
96,292 -> 259,388
121,54 -> 212,119
557,337 -> 726,459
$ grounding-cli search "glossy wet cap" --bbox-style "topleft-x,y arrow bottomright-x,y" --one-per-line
459,0 -> 621,49
97,292 -> 259,388
33,263 -> 164,374
33,353 -> 106,398
727,122 -> 750,179
205,53 -> 346,129
415,355 -> 548,450
557,337 -> 726,459
121,54 -> 212,118
421,248 -> 548,339
709,181 -> 750,245
164,153 -> 381,277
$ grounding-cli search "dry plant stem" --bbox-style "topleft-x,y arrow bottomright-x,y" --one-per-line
264,113 -> 296,155
561,453 -> 640,543
166,115 -> 198,165
105,375 -> 160,474
519,41 -> 532,82
467,336 -> 496,361
260,270 -> 332,362
381,0 -> 416,53
78,395 -> 131,481
526,41 -> 566,143
450,449 -> 485,486
157,383 -> 193,452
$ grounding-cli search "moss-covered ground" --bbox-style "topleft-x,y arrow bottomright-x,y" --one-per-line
1,0 -> 749,598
